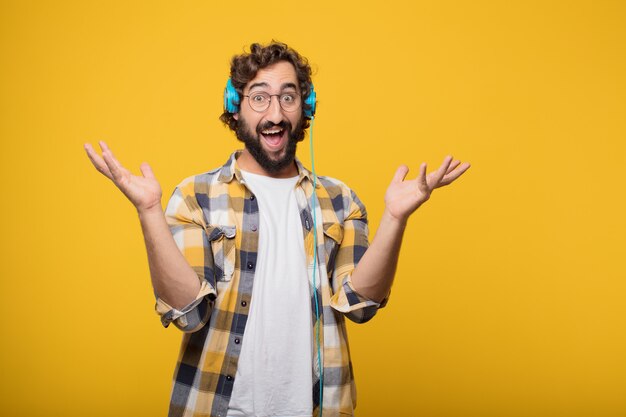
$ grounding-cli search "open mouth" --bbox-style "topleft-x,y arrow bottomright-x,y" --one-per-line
260,127 -> 287,149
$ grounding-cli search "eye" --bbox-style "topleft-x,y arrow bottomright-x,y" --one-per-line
251,93 -> 268,102
281,93 -> 296,103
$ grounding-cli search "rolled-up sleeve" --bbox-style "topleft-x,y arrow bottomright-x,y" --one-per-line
329,188 -> 389,323
155,182 -> 217,332
156,280 -> 215,331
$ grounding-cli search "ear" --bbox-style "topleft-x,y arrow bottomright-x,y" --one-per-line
233,113 -> 239,121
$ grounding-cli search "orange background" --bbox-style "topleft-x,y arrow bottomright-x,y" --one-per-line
1,1 -> 625,416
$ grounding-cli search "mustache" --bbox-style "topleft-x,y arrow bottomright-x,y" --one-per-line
256,120 -> 291,133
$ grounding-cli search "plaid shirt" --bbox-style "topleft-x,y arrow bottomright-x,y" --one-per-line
156,151 -> 387,417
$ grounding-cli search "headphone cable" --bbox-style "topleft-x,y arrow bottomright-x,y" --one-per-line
309,116 -> 323,417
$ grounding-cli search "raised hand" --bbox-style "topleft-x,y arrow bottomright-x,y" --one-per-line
84,141 -> 162,212
385,156 -> 471,223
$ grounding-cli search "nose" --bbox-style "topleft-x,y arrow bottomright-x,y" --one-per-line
264,96 -> 284,124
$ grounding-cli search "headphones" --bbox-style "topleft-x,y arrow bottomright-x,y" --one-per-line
224,78 -> 317,118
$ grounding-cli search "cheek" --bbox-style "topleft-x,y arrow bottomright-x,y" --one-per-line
243,110 -> 261,126
289,114 -> 303,129
239,111 -> 262,132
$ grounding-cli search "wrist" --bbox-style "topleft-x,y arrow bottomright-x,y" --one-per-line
137,204 -> 164,219
382,208 -> 408,229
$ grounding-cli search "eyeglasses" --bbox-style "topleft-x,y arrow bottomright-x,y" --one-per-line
243,91 -> 301,113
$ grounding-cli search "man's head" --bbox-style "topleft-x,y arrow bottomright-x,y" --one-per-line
220,42 -> 314,175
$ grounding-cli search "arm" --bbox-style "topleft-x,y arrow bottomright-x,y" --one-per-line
139,205 -> 201,309
350,156 -> 471,303
84,141 -> 200,309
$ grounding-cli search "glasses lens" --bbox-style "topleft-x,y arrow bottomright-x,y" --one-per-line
249,92 -> 270,112
279,93 -> 300,112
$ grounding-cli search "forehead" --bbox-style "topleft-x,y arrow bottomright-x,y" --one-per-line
244,61 -> 298,92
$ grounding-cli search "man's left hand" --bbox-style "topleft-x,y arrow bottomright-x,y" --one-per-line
384,156 -> 471,223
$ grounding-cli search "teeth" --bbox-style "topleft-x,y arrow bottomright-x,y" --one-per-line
262,129 -> 282,134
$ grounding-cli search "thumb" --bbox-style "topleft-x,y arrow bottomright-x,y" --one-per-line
140,162 -> 156,179
391,165 -> 409,184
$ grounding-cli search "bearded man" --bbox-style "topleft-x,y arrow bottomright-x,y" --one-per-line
85,41 -> 470,417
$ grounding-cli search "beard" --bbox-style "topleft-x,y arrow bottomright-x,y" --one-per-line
235,117 -> 305,175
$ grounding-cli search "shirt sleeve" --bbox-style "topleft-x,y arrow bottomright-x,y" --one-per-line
155,182 -> 217,332
329,187 -> 389,323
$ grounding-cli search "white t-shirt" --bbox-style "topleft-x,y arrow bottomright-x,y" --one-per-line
227,170 -> 313,417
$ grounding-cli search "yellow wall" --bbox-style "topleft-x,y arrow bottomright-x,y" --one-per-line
1,1 -> 625,415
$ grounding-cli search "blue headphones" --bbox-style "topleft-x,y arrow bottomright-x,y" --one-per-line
224,78 -> 317,118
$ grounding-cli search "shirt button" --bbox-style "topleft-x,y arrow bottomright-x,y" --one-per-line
226,375 -> 233,381
241,300 -> 247,307
247,262 -> 254,269
234,338 -> 240,344
250,195 -> 255,201
251,224 -> 257,232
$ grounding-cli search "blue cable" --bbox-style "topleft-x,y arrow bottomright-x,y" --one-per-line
309,116 -> 323,416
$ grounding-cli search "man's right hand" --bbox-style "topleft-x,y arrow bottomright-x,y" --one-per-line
84,141 -> 162,213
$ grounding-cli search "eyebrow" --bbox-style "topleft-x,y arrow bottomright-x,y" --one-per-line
248,82 -> 298,92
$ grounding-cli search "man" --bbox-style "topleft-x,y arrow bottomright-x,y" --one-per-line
84,41 -> 470,417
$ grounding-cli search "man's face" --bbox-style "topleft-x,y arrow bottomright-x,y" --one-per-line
234,61 -> 304,174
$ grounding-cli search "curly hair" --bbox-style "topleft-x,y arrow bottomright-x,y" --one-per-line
219,41 -> 314,139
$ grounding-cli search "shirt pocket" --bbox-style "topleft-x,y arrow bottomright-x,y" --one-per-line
206,225 -> 237,282
323,222 -> 343,272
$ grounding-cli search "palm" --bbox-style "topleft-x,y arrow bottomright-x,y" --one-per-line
84,141 -> 162,211
385,156 -> 470,222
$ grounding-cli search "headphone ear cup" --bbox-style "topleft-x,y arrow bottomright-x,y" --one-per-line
224,78 -> 240,113
304,84 -> 316,118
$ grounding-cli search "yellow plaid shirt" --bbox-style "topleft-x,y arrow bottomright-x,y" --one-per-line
156,151 -> 387,417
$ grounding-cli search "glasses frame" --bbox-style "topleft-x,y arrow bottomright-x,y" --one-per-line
243,91 -> 302,113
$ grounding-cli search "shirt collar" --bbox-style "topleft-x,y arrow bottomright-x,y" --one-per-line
217,150 -> 319,188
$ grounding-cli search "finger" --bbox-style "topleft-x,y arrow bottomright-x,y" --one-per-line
101,147 -> 125,182
439,162 -> 471,186
99,141 -> 130,183
99,140 -> 111,152
140,162 -> 156,180
99,141 -> 123,169
84,143 -> 113,180
418,162 -> 428,189
430,155 -> 453,186
98,140 -> 110,155
391,165 -> 409,184
446,159 -> 461,173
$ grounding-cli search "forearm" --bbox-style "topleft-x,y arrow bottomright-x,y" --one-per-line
138,206 -> 201,309
350,209 -> 407,303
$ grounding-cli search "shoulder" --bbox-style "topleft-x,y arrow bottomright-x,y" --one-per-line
317,175 -> 367,219
174,167 -> 224,195
165,167 -> 225,215
317,175 -> 353,197
173,151 -> 239,197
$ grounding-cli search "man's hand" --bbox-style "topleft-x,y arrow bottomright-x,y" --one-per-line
84,141 -> 162,212
384,156 -> 471,223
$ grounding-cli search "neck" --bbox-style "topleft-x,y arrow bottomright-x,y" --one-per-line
237,149 -> 298,178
